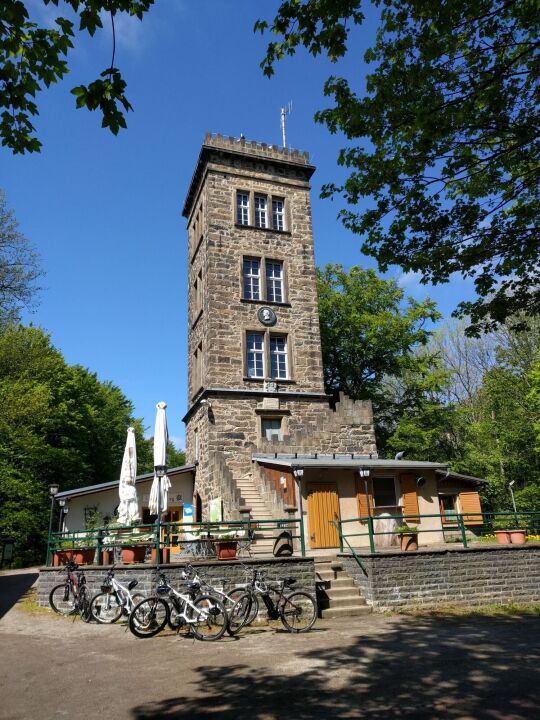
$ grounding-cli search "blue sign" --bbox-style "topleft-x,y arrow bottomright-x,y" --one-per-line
183,503 -> 194,519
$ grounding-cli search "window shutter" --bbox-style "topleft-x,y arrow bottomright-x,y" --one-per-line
400,474 -> 420,523
459,491 -> 483,525
356,478 -> 373,518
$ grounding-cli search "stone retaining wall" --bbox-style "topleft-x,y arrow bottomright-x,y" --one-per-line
340,544 -> 540,611
37,556 -> 316,608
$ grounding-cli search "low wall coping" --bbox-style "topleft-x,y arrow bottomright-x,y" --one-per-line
337,542 -> 540,560
39,555 -> 316,573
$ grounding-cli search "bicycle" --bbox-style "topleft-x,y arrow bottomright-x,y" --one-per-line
48,561 -> 92,622
89,566 -> 145,623
129,569 -> 228,641
228,568 -> 317,634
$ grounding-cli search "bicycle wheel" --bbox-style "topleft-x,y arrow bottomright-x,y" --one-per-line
49,583 -> 77,615
228,587 -> 259,625
129,597 -> 169,638
189,594 -> 227,641
79,586 -> 92,622
126,593 -> 145,615
279,591 -> 317,633
90,592 -> 122,624
227,592 -> 253,636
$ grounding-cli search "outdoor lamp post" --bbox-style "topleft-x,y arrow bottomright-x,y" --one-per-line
57,498 -> 66,532
509,480 -> 517,514
62,505 -> 69,533
358,467 -> 372,517
47,483 -> 59,565
292,468 -> 305,555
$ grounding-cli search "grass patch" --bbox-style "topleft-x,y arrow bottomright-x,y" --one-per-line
16,588 -> 50,615
393,602 -> 540,618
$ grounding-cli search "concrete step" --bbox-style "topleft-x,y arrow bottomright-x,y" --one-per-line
324,586 -> 363,599
320,595 -> 366,609
315,575 -> 354,588
320,605 -> 371,618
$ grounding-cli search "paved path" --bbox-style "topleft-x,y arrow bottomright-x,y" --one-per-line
1,570 -> 539,719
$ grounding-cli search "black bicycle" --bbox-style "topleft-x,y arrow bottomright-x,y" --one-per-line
228,568 -> 317,634
129,570 -> 228,641
49,561 -> 91,621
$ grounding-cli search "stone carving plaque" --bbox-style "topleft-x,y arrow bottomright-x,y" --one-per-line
258,306 -> 277,326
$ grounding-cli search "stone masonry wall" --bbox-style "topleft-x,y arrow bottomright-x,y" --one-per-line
340,544 -> 540,611
37,556 -> 316,608
187,392 -> 377,513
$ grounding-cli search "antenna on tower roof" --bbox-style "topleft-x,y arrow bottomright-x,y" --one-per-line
280,101 -> 293,148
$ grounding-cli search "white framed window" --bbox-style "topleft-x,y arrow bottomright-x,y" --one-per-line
272,198 -> 285,231
254,195 -> 267,228
243,258 -> 261,300
237,192 -> 249,225
261,417 -> 282,441
246,333 -> 265,378
373,477 -> 398,507
270,335 -> 288,380
266,261 -> 284,303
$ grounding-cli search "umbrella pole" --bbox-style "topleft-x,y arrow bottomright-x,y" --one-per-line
156,476 -> 161,566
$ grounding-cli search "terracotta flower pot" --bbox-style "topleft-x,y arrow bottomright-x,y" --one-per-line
399,533 -> 418,552
100,549 -> 115,565
120,546 -> 147,564
494,530 -> 511,545
215,541 -> 237,560
56,548 -> 95,565
509,530 -> 527,545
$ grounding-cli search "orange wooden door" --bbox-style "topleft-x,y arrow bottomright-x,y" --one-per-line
307,483 -> 340,549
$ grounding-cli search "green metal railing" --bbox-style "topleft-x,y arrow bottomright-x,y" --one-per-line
46,516 -> 306,566
334,511 -> 540,556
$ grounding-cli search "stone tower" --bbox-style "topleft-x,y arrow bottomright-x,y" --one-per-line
182,134 -> 376,519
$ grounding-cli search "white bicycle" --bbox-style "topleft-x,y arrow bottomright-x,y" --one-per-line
128,569 -> 228,641
89,566 -> 144,623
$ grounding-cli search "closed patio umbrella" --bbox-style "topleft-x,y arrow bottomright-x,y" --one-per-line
148,401 -> 171,515
117,427 -> 140,525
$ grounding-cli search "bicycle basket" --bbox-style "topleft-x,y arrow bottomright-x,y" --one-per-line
100,583 -> 112,592
156,585 -> 169,595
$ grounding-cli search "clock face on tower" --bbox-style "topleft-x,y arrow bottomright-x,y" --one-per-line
257,306 -> 277,326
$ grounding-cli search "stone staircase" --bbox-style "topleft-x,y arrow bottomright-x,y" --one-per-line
315,556 -> 371,618
235,474 -> 275,556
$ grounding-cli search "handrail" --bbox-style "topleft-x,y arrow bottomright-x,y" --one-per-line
333,510 -> 540,555
46,516 -> 306,566
332,521 -> 367,575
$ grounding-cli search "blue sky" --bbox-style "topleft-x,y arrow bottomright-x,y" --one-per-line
1,1 -> 474,448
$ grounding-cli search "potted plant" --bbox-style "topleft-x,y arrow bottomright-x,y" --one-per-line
214,540 -> 238,560
119,533 -> 152,564
53,538 -> 96,565
395,525 -> 419,552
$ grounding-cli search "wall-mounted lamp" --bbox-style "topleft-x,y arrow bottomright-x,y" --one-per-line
154,465 -> 167,478
292,467 -> 304,479
358,467 -> 370,478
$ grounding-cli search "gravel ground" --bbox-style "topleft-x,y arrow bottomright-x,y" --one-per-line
1,569 -> 539,720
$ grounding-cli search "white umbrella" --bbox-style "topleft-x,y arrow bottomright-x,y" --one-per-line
117,427 -> 140,525
148,401 -> 171,515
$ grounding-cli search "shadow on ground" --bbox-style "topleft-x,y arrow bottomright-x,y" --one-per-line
0,571 -> 39,619
131,616 -> 540,719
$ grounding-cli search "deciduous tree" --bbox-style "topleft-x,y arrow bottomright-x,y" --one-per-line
257,0 -> 540,333
0,0 -> 154,153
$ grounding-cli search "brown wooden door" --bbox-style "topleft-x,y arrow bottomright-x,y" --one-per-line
307,483 -> 340,549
